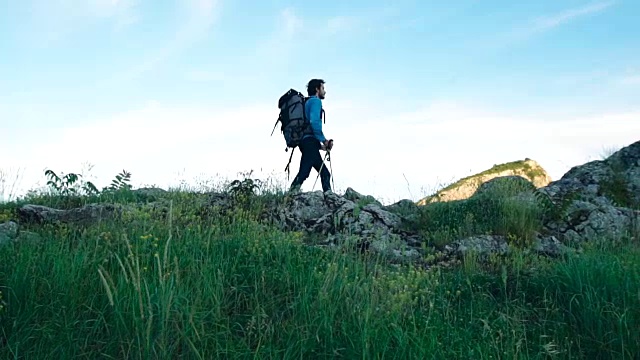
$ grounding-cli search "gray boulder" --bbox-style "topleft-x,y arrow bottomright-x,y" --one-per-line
18,203 -> 123,225
0,221 -> 18,245
444,233 -> 572,260
538,140 -> 640,243
265,190 -> 423,261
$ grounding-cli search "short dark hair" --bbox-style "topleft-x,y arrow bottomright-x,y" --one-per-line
307,79 -> 325,96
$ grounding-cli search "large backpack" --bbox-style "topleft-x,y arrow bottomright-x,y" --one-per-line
271,88 -> 325,178
272,89 -> 313,148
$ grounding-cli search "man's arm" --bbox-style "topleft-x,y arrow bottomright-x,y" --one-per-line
306,97 -> 327,143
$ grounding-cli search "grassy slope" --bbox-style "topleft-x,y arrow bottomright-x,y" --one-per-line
0,181 -> 638,359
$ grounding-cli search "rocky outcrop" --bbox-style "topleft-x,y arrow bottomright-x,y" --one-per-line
263,189 -> 423,260
407,141 -> 640,260
538,140 -> 640,243
17,203 -> 124,225
3,189 -> 425,262
443,234 -> 572,259
417,159 -> 552,205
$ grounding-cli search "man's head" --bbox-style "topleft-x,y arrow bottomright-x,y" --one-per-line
307,78 -> 326,99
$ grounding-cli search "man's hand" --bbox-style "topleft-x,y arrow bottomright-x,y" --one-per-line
322,139 -> 334,151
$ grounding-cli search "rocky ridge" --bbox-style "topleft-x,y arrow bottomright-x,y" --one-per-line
1,140 -> 639,267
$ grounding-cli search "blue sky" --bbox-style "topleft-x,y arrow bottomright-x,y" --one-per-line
1,0 -> 639,203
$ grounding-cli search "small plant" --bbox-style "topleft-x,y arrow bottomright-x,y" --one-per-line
534,189 -> 577,223
598,145 -> 620,160
40,168 -> 133,205
598,160 -> 635,209
0,207 -> 16,223
82,181 -> 100,195
228,170 -> 262,199
45,169 -> 78,195
105,170 -> 132,192
91,169 -> 135,207
44,169 -> 99,196
44,169 -> 106,197
0,167 -> 23,203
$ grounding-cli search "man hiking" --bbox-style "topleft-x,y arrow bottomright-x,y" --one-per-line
289,78 -> 333,193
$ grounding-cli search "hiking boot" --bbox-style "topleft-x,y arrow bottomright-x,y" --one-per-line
288,185 -> 302,195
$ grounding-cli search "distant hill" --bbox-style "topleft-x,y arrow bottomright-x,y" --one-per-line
416,158 -> 552,205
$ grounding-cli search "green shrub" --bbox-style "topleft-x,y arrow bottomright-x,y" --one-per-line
416,190 -> 543,248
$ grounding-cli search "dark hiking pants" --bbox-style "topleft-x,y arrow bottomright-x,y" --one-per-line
290,137 -> 331,192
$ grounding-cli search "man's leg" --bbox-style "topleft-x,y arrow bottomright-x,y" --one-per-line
290,139 -> 315,191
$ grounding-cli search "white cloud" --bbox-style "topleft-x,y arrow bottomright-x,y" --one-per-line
484,1 -> 616,49
92,0 -> 140,31
23,0 -> 140,42
531,1 -> 615,31
251,4 -> 405,69
253,7 -> 303,66
184,70 -> 225,82
326,15 -> 359,34
254,4 -> 400,63
88,0 -> 138,21
323,6 -> 405,36
327,101 -> 640,202
4,100 -> 284,194
101,0 -> 222,85
547,69 -> 640,88
618,75 -> 640,85
550,70 -> 609,86
281,8 -> 303,37
5,97 -> 640,205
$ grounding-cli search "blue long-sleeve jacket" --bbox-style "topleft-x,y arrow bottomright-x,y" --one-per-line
304,96 -> 326,143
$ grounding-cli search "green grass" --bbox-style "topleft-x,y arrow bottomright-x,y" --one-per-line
599,157 -> 639,210
0,178 -> 639,359
408,186 -> 545,248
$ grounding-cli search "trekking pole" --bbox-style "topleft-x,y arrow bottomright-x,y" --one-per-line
312,151 -> 330,191
326,139 -> 335,190
312,140 -> 335,191
328,150 -> 335,190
